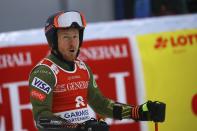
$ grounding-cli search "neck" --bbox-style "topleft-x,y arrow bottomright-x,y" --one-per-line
51,50 -> 75,68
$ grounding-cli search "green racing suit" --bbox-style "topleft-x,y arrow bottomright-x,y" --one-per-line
29,53 -> 132,124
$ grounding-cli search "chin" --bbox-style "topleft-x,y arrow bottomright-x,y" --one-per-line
63,56 -> 76,62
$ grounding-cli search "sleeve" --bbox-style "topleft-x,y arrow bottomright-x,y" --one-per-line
29,65 -> 56,121
85,64 -> 132,119
29,65 -> 83,129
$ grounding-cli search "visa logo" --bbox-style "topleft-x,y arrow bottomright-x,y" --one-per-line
31,77 -> 51,94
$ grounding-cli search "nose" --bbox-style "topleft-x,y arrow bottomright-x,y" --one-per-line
66,37 -> 74,45
69,37 -> 78,46
70,39 -> 76,47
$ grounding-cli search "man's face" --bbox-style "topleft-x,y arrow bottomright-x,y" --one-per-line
57,28 -> 80,61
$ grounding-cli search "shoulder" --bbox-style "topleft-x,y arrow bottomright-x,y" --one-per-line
77,60 -> 98,88
29,64 -> 56,88
75,59 -> 90,71
75,59 -> 90,70
30,64 -> 54,77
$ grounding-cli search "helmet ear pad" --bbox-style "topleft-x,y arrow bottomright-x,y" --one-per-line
45,27 -> 57,49
79,29 -> 84,47
45,11 -> 63,50
76,28 -> 84,57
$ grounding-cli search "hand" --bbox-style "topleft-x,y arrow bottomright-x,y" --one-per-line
78,118 -> 109,131
140,101 -> 166,122
36,116 -> 78,129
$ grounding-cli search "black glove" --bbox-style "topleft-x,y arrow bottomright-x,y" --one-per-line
131,101 -> 166,122
36,116 -> 78,131
78,118 -> 109,131
146,101 -> 166,122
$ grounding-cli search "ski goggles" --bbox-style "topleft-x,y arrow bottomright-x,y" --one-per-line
54,11 -> 86,29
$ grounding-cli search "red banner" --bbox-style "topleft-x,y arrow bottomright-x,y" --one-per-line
0,38 -> 140,131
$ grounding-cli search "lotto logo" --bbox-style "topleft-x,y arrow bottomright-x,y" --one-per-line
31,77 -> 51,94
154,33 -> 197,49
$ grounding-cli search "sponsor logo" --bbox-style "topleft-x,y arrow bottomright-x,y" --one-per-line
61,109 -> 90,123
50,120 -> 62,125
54,108 -> 91,123
64,109 -> 89,119
192,93 -> 197,116
93,79 -> 98,88
33,69 -> 52,75
79,44 -> 128,61
31,77 -> 51,94
154,33 -> 197,49
55,81 -> 88,92
76,61 -> 86,70
50,64 -> 59,74
45,24 -> 53,33
31,89 -> 46,101
0,52 -> 32,69
75,96 -> 85,108
68,75 -> 81,80
154,37 -> 168,49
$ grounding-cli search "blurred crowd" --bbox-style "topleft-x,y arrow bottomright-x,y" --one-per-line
114,0 -> 197,19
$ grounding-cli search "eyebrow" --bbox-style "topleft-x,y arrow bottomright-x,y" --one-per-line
60,32 -> 78,35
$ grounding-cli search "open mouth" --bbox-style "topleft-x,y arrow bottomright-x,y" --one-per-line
69,49 -> 75,52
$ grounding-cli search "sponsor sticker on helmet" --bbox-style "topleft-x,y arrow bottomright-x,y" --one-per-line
31,77 -> 51,94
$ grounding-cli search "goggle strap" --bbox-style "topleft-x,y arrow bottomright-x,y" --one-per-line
54,12 -> 64,28
80,12 -> 86,27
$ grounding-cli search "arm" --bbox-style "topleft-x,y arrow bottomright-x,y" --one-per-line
86,64 -> 131,119
86,64 -> 165,122
29,65 -> 78,129
29,65 -> 55,120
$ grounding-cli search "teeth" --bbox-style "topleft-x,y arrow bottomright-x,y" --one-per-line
69,49 -> 75,52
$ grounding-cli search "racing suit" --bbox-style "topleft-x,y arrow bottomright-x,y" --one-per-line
29,53 -> 132,130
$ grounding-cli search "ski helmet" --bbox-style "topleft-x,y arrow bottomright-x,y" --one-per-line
44,11 -> 86,51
